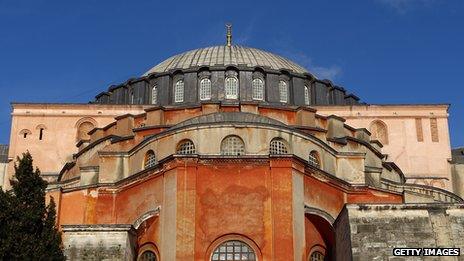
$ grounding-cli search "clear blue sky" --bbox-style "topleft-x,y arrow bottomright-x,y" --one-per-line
0,0 -> 463,147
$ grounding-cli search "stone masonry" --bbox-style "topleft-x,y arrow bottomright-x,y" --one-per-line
334,204 -> 464,261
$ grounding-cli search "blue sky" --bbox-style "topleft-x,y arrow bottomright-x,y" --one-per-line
0,0 -> 463,147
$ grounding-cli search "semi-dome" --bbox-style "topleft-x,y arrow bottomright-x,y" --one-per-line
144,45 -> 309,75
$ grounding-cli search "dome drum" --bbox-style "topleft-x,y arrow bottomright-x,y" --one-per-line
94,64 -> 359,107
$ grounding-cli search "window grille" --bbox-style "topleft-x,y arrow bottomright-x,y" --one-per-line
139,251 -> 157,261
174,80 -> 184,102
309,151 -> 320,168
177,140 -> 196,154
225,77 -> 238,99
279,80 -> 288,103
252,78 -> 264,100
144,150 -> 156,169
310,251 -> 324,261
200,78 -> 212,100
211,240 -> 256,261
221,135 -> 245,156
304,85 -> 310,105
152,85 -> 157,104
269,138 -> 288,154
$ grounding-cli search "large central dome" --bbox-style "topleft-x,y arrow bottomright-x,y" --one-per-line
144,45 -> 309,75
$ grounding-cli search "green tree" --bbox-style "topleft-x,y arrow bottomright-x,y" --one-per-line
0,152 -> 65,260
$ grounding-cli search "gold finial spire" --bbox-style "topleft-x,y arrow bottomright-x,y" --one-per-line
226,23 -> 232,47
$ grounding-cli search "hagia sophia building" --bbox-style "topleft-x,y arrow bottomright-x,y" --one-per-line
1,26 -> 464,260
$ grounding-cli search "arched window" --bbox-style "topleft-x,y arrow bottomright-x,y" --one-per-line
370,120 -> 389,145
252,78 -> 264,100
177,139 -> 196,154
77,121 -> 95,141
225,77 -> 238,99
310,251 -> 324,261
279,80 -> 288,103
36,124 -> 46,140
309,151 -> 321,168
211,240 -> 256,261
139,250 -> 157,261
221,135 -> 245,156
174,80 -> 184,103
304,85 -> 310,105
130,90 -> 135,104
199,78 -> 212,100
269,138 -> 289,155
19,129 -> 32,139
151,85 -> 157,104
144,150 -> 156,169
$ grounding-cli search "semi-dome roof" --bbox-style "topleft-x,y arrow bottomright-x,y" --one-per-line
143,45 -> 309,75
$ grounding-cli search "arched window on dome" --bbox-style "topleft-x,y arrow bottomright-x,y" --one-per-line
211,240 -> 256,261
130,90 -> 135,104
138,250 -> 157,261
144,150 -> 156,169
176,139 -> 196,154
174,80 -> 184,103
221,135 -> 245,156
304,85 -> 310,105
252,78 -> 264,100
269,138 -> 289,155
309,150 -> 321,168
370,120 -> 389,145
309,251 -> 324,261
225,77 -> 238,99
151,85 -> 157,104
199,78 -> 212,100
279,80 -> 288,103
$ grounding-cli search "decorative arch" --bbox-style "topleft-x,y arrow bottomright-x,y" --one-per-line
304,208 -> 336,261
19,129 -> 32,139
76,120 -> 96,141
133,206 -> 161,230
369,120 -> 389,145
304,206 -> 335,225
206,234 -> 262,261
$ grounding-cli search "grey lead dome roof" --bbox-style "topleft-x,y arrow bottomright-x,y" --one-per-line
144,45 -> 309,75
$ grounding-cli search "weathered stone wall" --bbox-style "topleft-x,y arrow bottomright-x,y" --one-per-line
336,204 -> 464,260
62,225 -> 136,261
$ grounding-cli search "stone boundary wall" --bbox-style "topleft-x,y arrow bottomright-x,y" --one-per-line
62,224 -> 136,260
334,204 -> 464,260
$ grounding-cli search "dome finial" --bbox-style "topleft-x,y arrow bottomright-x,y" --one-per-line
226,23 -> 232,47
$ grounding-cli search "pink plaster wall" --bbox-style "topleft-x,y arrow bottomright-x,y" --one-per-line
5,103 -> 147,188
316,105 -> 453,190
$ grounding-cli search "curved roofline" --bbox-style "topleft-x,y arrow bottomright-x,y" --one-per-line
143,45 -> 309,76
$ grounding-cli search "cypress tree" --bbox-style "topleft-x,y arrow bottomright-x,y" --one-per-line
0,152 -> 65,260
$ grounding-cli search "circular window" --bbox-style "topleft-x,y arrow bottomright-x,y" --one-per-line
211,240 -> 256,261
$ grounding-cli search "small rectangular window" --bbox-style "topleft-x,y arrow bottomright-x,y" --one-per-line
415,118 -> 423,142
39,128 -> 44,140
430,118 -> 439,142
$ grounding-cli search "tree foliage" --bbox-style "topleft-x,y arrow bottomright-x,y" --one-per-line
0,152 -> 65,260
